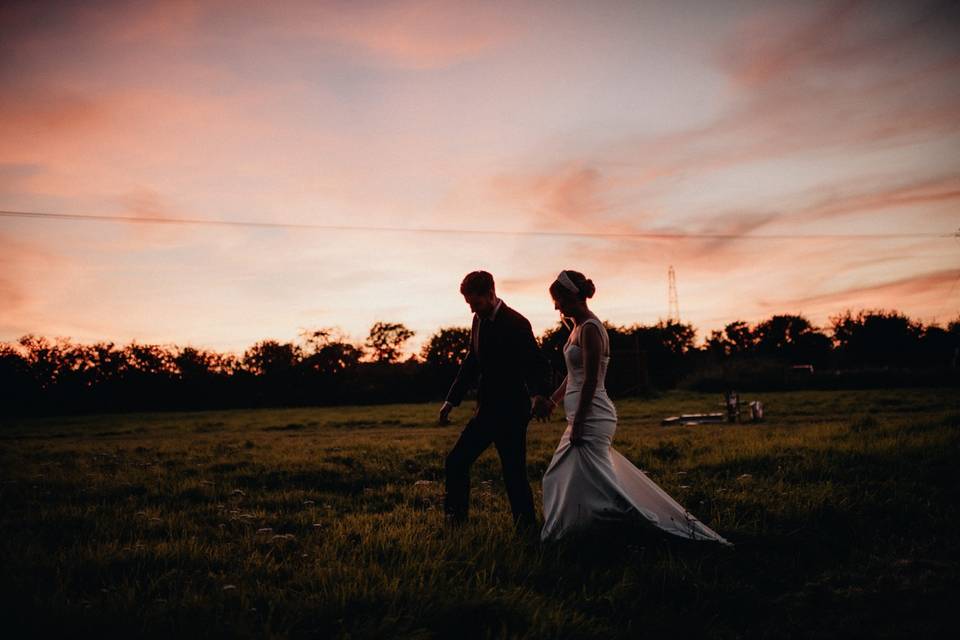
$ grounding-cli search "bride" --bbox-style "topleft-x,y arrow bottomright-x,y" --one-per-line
540,270 -> 731,545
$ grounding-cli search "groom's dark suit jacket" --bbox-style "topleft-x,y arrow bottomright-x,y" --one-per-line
445,300 -> 551,422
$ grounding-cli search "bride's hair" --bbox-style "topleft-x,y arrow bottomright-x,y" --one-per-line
550,270 -> 596,301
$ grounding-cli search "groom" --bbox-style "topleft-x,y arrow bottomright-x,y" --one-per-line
439,270 -> 553,531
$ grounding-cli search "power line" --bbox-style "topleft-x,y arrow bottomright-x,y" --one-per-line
0,208 -> 955,241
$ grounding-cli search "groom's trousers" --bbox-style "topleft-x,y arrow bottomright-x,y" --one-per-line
444,413 -> 536,530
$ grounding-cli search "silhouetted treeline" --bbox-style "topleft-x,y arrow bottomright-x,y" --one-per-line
1,310 -> 957,416
691,311 -> 960,391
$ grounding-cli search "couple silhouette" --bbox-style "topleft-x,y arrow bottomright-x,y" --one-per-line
438,270 -> 731,544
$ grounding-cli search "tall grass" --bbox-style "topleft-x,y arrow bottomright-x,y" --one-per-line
1,389 -> 957,638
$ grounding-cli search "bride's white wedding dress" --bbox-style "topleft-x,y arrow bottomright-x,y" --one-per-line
541,318 -> 732,545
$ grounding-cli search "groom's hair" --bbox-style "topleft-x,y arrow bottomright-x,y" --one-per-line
460,271 -> 495,296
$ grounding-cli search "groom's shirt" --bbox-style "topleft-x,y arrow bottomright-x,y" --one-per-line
446,300 -> 551,419
473,298 -> 503,356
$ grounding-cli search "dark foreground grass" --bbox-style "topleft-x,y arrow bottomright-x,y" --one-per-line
1,389 -> 958,639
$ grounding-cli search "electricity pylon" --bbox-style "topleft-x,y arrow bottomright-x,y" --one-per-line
667,265 -> 680,324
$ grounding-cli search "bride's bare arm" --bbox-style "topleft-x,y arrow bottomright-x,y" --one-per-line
571,323 -> 602,441
550,376 -> 567,407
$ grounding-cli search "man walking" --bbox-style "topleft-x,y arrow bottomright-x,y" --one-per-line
439,271 -> 553,531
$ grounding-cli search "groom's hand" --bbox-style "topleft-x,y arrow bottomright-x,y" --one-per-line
531,395 -> 554,422
438,401 -> 454,425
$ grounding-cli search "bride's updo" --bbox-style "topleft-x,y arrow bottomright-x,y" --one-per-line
550,270 -> 596,301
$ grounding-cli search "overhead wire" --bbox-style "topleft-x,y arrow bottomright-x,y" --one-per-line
0,209 -> 955,241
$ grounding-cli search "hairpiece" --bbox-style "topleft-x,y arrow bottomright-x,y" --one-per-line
555,271 -> 579,294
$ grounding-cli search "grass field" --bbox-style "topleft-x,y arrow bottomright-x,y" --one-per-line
1,389 -> 958,639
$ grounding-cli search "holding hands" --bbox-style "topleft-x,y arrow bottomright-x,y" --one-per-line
441,395 -> 556,425
531,395 -> 556,422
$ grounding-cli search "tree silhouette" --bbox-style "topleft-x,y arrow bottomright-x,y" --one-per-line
706,320 -> 757,357
242,340 -> 302,376
831,310 -> 922,367
123,343 -> 177,376
753,314 -> 832,365
420,327 -> 470,369
365,322 -> 414,363
175,346 -> 224,379
1,307 -> 956,416
17,335 -> 68,389
653,320 -> 697,355
300,328 -> 364,376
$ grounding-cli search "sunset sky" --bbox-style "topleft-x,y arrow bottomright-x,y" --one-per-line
1,0 -> 958,354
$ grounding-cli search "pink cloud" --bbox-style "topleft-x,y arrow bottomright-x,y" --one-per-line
793,175 -> 960,222
675,173 -> 960,241
720,0 -> 864,88
113,187 -> 194,249
490,163 -> 657,235
321,0 -> 519,69
0,84 -> 280,203
761,268 -> 960,318
106,0 -> 204,44
0,232 -> 71,316
585,5 -> 960,193
719,0 -> 959,90
0,91 -> 106,149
